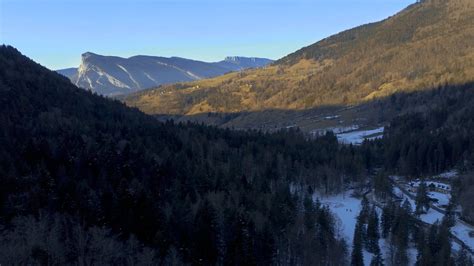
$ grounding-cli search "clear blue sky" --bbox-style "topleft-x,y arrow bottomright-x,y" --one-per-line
1,0 -> 414,70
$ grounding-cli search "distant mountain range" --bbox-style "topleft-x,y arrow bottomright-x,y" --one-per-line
57,53 -> 273,96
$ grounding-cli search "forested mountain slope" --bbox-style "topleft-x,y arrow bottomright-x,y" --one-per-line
124,0 -> 474,129
5,44 -> 474,264
0,46 -> 357,264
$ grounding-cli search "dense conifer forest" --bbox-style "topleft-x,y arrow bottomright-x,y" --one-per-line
0,46 -> 358,264
2,44 -> 474,265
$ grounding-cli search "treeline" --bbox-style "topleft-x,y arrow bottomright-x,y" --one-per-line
367,82 -> 474,224
0,46 -> 359,264
376,83 -> 474,176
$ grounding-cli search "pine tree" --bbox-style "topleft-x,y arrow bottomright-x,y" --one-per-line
366,206 -> 380,253
381,201 -> 394,239
455,248 -> 472,266
437,221 -> 453,266
256,222 -> 275,265
402,199 -> 413,215
351,214 -> 365,266
415,181 -> 430,215
303,195 -> 316,230
374,173 -> 392,200
370,248 -> 384,266
360,197 -> 370,223
391,201 -> 411,266
193,199 -> 219,265
442,199 -> 456,228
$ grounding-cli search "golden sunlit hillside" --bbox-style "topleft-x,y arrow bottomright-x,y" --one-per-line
125,0 -> 474,127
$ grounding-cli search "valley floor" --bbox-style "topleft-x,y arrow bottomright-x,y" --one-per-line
312,172 -> 474,265
313,190 -> 418,265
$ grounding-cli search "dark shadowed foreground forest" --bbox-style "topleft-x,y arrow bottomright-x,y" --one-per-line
0,46 -> 357,265
2,46 -> 474,265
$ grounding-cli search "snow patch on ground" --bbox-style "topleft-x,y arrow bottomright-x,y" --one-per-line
428,191 -> 451,207
452,221 -> 474,251
336,127 -> 384,145
324,115 -> 341,120
435,170 -> 459,179
310,125 -> 360,136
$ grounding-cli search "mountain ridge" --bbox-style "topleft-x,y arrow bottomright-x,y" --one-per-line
58,53 -> 273,96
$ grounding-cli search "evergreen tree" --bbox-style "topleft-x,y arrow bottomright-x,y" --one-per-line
391,201 -> 411,266
381,201 -> 395,239
351,214 -> 365,266
437,222 -> 453,266
373,173 -> 392,200
402,199 -> 413,215
360,197 -> 371,223
455,248 -> 472,266
370,248 -> 384,266
442,199 -> 456,228
366,206 -> 380,253
193,199 -> 219,265
255,223 -> 275,265
415,181 -> 430,215
303,195 -> 316,230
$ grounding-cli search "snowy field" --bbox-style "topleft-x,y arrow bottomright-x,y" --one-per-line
314,190 -> 418,264
313,191 -> 361,244
336,127 -> 384,145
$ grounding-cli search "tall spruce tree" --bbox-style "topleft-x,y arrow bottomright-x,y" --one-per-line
415,181 -> 430,215
351,214 -> 365,266
370,248 -> 384,266
381,201 -> 395,239
366,206 -> 380,253
193,199 -> 219,265
455,248 -> 472,266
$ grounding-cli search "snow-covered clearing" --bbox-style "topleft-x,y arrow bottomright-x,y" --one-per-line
314,191 -> 417,264
336,127 -> 384,145
313,191 -> 361,244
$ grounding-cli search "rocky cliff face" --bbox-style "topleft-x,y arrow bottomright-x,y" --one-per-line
57,53 -> 273,96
